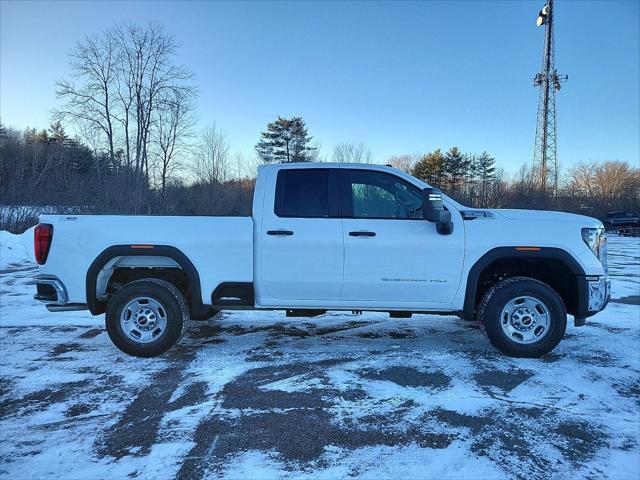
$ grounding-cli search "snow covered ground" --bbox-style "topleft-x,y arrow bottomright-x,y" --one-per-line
0,228 -> 34,270
0,233 -> 638,479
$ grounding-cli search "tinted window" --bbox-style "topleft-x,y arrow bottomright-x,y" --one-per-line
275,169 -> 330,218
346,170 -> 422,219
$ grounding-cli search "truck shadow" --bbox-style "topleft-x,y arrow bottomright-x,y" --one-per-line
185,313 -> 493,361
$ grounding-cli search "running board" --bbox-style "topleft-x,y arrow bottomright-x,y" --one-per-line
286,309 -> 327,318
46,304 -> 90,312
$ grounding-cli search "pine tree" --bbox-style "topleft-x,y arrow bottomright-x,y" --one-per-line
48,121 -> 68,145
476,151 -> 496,204
466,154 -> 479,205
412,149 -> 445,188
443,147 -> 469,196
289,118 -> 314,162
255,116 -> 315,163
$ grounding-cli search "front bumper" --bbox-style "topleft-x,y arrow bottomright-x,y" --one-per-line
574,275 -> 610,325
587,275 -> 611,313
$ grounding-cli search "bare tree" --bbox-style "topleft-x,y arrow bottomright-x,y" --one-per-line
56,22 -> 195,212
307,139 -> 323,162
232,152 -> 253,181
388,154 -> 418,172
192,123 -> 230,185
113,23 -> 192,184
154,86 -> 196,200
566,160 -> 640,210
566,161 -> 596,198
56,31 -> 119,168
332,143 -> 373,163
75,121 -> 109,184
246,151 -> 265,180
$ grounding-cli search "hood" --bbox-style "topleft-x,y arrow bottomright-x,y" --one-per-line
492,209 -> 602,227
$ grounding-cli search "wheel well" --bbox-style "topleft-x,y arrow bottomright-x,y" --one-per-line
474,257 -> 579,317
107,267 -> 189,299
87,245 -> 207,317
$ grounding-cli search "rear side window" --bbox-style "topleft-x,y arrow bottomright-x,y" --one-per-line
275,169 -> 330,218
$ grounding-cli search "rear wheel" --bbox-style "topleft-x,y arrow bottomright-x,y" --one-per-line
478,276 -> 566,357
106,278 -> 190,357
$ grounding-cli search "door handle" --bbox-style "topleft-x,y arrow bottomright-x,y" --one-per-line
267,230 -> 294,236
349,231 -> 376,237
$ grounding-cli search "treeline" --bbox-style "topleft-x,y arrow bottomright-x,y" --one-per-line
411,148 -> 499,207
389,148 -> 639,217
0,122 -> 254,232
2,120 -> 638,234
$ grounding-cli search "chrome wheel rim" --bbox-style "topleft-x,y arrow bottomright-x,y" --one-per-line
500,295 -> 551,345
119,297 -> 167,344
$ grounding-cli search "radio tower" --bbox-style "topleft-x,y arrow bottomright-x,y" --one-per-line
532,0 -> 567,202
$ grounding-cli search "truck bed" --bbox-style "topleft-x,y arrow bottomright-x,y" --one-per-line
38,215 -> 254,306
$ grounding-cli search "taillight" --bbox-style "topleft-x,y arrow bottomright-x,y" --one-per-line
34,223 -> 53,265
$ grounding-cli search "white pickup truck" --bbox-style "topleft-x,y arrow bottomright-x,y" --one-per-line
33,163 -> 610,358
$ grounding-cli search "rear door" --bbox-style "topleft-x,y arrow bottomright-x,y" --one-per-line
258,168 -> 344,302
339,168 -> 464,305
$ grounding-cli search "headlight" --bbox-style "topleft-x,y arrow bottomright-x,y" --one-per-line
581,228 -> 599,255
581,227 -> 607,272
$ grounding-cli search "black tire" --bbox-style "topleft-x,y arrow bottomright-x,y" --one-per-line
478,276 -> 566,357
106,278 -> 190,357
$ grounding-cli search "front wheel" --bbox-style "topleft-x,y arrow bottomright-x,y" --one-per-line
478,276 -> 566,357
106,278 -> 190,357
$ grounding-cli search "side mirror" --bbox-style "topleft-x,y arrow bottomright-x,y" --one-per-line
422,188 -> 454,235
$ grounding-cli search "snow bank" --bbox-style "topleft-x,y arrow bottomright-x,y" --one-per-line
0,227 -> 35,269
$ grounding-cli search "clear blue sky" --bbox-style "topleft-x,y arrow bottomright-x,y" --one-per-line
1,0 -> 638,174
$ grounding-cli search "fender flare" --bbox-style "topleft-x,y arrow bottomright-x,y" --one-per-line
86,245 -> 206,316
462,246 -> 586,320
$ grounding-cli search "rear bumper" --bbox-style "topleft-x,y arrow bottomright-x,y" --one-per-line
34,275 -> 68,305
34,275 -> 88,312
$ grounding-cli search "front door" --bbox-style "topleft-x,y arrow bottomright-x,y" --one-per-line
340,169 -> 464,306
259,168 -> 343,302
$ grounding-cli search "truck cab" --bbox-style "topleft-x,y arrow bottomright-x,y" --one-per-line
254,164 -> 464,310
34,163 -> 610,358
